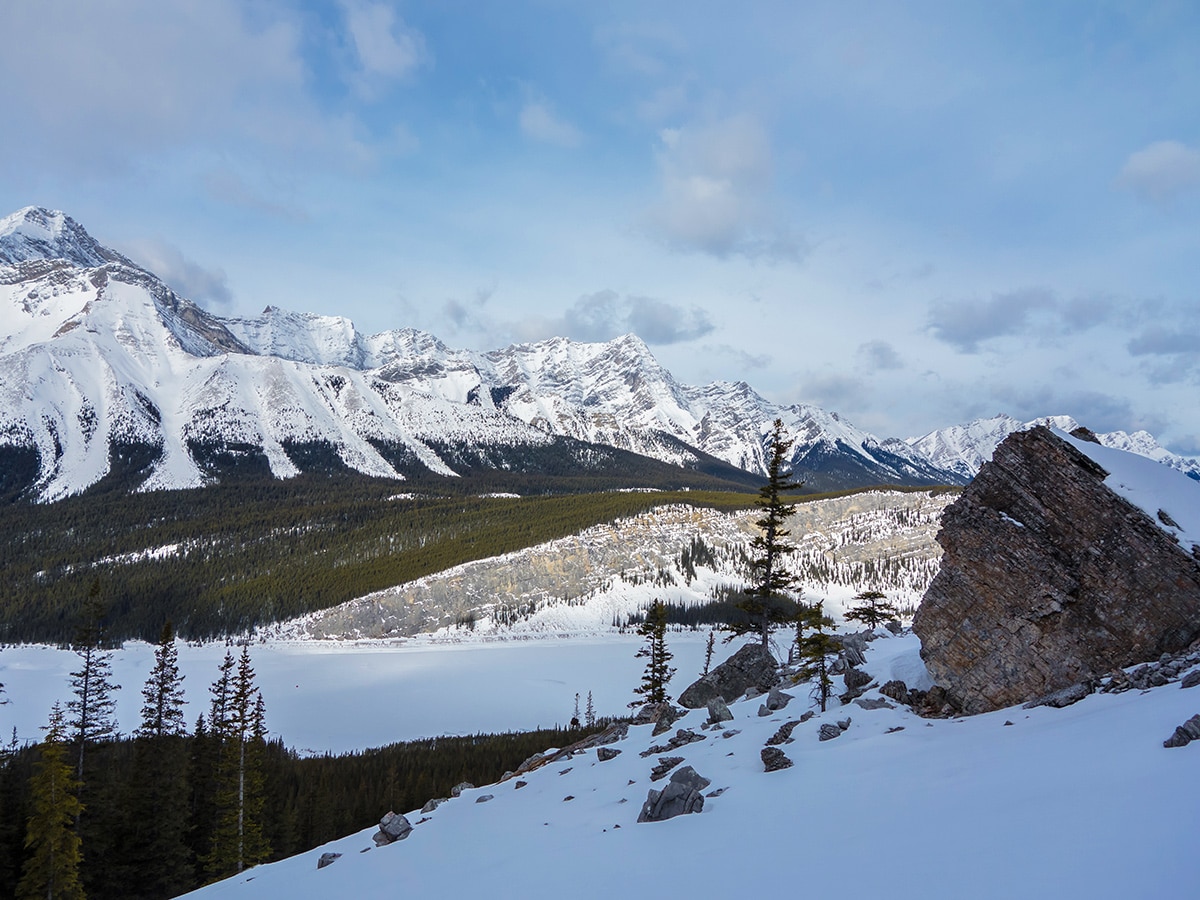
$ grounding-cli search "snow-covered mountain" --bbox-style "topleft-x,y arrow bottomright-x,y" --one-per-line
0,206 -> 964,500
908,413 -> 1200,482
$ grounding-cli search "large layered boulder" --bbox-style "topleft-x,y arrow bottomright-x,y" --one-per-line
678,643 -> 778,708
914,427 -> 1200,714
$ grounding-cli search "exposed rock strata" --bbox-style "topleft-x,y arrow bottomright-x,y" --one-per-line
914,427 -> 1200,714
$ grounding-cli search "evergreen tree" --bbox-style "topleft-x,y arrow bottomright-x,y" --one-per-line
17,703 -> 84,900
205,647 -> 270,881
120,622 -> 193,899
844,590 -> 901,629
796,602 -> 841,712
136,623 -> 186,740
584,691 -> 596,729
631,600 -> 675,707
730,419 -> 803,650
701,629 -> 716,676
68,582 -> 121,783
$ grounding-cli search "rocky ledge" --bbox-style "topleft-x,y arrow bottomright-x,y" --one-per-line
913,426 -> 1200,713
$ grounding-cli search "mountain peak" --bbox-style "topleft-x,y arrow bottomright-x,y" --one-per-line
0,206 -> 132,268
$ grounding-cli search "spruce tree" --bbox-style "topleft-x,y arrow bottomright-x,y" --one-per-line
796,602 -> 841,712
121,623 -> 193,898
701,629 -> 716,676
205,647 -> 270,881
68,582 -> 121,783
17,703 -> 84,900
729,418 -> 804,651
844,590 -> 900,629
631,600 -> 675,707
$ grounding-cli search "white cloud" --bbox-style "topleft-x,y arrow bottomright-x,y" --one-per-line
1118,140 -> 1200,203
519,101 -> 583,148
339,0 -> 428,92
117,239 -> 233,309
645,115 -> 804,262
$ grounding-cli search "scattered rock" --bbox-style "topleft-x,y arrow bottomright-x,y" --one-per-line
706,697 -> 734,725
843,668 -> 873,690
373,811 -> 413,846
420,798 -> 445,814
914,426 -> 1200,713
678,643 -> 779,709
597,747 -> 622,762
563,796 -> 574,802
1163,714 -> 1200,748
760,747 -> 793,771
885,726 -> 905,733
1181,671 -> 1200,690
765,720 -> 801,746
514,781 -> 527,790
885,620 -> 903,635
317,852 -> 342,869
765,686 -> 793,711
650,756 -> 686,781
475,794 -> 494,803
637,766 -> 710,822
1023,681 -> 1095,709
721,729 -> 741,738
818,724 -> 842,742
640,728 -> 707,757
450,782 -> 474,798
880,680 -> 913,705
799,710 -> 815,723
837,718 -> 852,731
854,697 -> 895,710
558,767 -> 572,775
706,787 -> 727,798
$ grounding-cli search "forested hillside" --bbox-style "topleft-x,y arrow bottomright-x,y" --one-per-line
0,471 -> 758,644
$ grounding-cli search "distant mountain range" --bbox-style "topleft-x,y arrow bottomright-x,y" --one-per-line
1,206 -> 1195,501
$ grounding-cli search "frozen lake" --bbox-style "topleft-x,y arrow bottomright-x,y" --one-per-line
0,631 -> 735,754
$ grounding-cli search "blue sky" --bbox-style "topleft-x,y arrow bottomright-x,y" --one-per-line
2,1 -> 1198,450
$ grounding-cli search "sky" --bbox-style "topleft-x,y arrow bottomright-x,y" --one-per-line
1,1 -> 1198,451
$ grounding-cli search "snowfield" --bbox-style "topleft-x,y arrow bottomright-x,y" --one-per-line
172,631 -> 1198,900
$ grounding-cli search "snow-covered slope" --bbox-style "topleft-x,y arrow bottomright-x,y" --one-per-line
178,630 -> 1199,900
909,413 -> 1200,482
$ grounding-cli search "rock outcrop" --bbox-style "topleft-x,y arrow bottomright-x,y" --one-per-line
678,643 -> 778,708
637,766 -> 710,822
914,427 -> 1200,714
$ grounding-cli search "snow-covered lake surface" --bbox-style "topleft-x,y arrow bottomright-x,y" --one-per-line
0,632 -> 735,754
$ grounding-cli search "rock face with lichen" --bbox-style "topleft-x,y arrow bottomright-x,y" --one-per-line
913,426 -> 1200,714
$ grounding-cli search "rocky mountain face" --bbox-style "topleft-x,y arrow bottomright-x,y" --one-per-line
0,206 -> 965,501
913,426 -> 1200,713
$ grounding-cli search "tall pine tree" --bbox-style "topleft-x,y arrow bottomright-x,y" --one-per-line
730,418 -> 803,651
205,647 -> 270,881
631,600 -> 675,707
17,703 -> 84,900
68,582 -> 120,782
120,622 -> 193,899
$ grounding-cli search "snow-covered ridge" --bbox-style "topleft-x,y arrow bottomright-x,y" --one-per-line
909,413 -> 1200,482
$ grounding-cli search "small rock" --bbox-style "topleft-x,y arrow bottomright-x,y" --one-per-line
706,697 -> 734,725
722,729 -> 741,738
597,747 -> 622,761
880,680 -> 911,704
373,811 -> 413,846
559,767 -> 572,775
799,710 -> 815,722
1003,721 -> 1014,726
475,794 -> 494,803
1023,681 -> 1094,709
818,723 -> 842,742
765,686 -> 794,711
420,798 -> 445,813
885,620 -> 903,635
650,756 -> 686,781
837,718 -> 852,731
563,796 -> 574,801
514,781 -> 528,790
854,697 -> 895,711
637,767 -> 708,822
885,726 -> 905,734
317,852 -> 342,869
843,668 -> 873,690
760,747 -> 793,771
757,704 -> 773,717
1181,671 -> 1200,689
706,787 -> 727,798
450,782 -> 475,798
1163,713 -> 1200,748
766,720 -> 801,746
